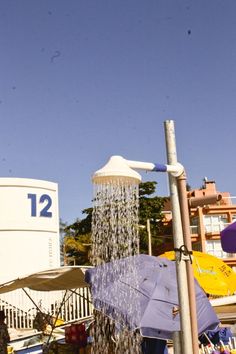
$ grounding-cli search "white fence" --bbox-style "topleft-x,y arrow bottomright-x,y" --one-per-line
0,287 -> 93,329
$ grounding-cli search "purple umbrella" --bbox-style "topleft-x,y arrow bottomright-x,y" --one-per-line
85,254 -> 219,340
220,222 -> 236,253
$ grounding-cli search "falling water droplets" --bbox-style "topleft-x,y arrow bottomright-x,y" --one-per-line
91,180 -> 139,264
90,179 -> 142,353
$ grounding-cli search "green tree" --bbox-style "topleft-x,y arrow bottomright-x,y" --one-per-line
63,208 -> 92,265
138,181 -> 167,254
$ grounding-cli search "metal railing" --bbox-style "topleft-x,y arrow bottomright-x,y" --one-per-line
0,287 -> 93,330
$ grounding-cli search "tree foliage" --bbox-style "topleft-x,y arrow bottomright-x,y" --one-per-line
63,208 -> 92,265
62,181 -> 167,264
138,181 -> 167,254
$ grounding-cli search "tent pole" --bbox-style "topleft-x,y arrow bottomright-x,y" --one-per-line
22,288 -> 40,311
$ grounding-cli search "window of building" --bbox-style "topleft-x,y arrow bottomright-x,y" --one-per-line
204,214 -> 228,233
205,239 -> 233,259
190,217 -> 199,235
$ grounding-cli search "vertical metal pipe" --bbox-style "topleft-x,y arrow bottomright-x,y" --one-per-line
164,120 -> 193,354
177,173 -> 199,354
147,219 -> 152,256
197,207 -> 206,252
173,332 -> 182,354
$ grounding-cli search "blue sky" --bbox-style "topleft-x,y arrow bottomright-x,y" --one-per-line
1,0 -> 236,224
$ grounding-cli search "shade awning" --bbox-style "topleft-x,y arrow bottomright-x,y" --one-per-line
0,266 -> 91,294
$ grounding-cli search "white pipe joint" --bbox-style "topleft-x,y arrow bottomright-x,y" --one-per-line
166,162 -> 184,177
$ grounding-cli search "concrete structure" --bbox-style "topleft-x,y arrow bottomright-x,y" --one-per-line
0,178 -> 60,283
160,179 -> 236,270
188,179 -> 236,269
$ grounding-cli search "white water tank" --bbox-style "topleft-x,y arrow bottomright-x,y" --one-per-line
0,178 -> 60,283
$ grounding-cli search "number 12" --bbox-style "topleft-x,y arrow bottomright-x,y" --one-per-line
28,193 -> 52,217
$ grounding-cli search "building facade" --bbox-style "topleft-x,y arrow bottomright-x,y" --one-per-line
160,179 -> 236,270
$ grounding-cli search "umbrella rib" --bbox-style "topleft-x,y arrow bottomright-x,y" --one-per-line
195,258 -> 202,276
118,280 -> 178,306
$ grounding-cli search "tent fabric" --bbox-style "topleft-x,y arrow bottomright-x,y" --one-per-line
0,266 -> 91,293
85,254 -> 219,340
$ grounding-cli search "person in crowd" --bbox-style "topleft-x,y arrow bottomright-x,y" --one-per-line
141,337 -> 168,354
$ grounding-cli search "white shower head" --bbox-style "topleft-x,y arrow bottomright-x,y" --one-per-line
92,156 -> 142,184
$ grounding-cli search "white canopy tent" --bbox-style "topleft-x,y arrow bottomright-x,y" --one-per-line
0,266 -> 91,294
0,266 -> 94,351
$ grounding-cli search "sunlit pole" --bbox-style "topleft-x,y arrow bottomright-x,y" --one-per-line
146,219 -> 152,256
177,172 -> 199,354
164,120 -> 194,354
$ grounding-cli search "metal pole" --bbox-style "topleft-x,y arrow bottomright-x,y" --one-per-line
147,219 -> 152,256
173,332 -> 182,354
177,172 -> 199,354
164,120 -> 193,354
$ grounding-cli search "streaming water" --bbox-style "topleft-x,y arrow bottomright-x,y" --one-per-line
90,179 -> 142,353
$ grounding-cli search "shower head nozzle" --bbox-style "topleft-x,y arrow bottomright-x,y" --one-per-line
92,156 -> 142,184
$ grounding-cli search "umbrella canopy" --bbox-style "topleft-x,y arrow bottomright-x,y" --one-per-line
220,221 -> 236,253
160,250 -> 236,296
0,266 -> 91,293
85,254 -> 219,340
